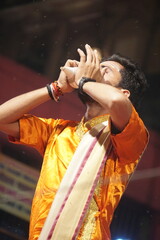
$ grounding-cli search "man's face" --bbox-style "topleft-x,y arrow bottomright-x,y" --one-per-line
78,60 -> 124,104
99,60 -> 124,87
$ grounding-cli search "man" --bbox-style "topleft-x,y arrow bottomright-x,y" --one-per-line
0,44 -> 148,239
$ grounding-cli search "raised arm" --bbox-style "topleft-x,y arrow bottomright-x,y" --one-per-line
0,87 -> 50,138
80,81 -> 132,131
0,60 -> 75,138
62,44 -> 132,131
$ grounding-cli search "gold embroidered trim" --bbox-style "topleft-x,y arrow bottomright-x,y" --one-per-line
75,115 -> 109,140
77,197 -> 98,240
75,114 -> 110,239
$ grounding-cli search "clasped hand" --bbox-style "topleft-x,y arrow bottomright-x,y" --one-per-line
58,44 -> 102,93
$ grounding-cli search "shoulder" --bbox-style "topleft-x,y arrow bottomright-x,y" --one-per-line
112,106 -> 148,139
19,114 -> 78,135
111,106 -> 149,163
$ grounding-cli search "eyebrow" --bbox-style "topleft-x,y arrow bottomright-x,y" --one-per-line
101,63 -> 120,72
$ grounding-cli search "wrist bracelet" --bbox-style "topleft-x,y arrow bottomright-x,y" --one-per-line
78,77 -> 96,94
51,81 -> 63,97
46,84 -> 54,100
46,81 -> 63,102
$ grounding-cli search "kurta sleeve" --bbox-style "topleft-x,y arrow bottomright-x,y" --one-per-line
111,106 -> 149,164
9,114 -> 63,155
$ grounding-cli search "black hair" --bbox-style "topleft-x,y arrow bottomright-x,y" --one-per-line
101,53 -> 148,109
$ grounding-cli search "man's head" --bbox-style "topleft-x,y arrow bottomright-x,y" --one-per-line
104,54 -> 148,108
78,53 -> 148,109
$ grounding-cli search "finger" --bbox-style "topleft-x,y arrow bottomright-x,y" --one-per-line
64,59 -> 76,67
77,48 -> 86,64
85,44 -> 93,63
74,60 -> 79,66
94,49 -> 100,67
67,60 -> 79,67
92,48 -> 97,64
60,66 -> 77,80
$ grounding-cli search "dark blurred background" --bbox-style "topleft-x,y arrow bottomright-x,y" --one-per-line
0,0 -> 160,240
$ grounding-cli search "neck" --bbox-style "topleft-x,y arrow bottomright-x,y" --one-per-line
84,102 -> 107,122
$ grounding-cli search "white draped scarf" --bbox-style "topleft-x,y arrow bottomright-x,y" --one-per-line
38,119 -> 111,240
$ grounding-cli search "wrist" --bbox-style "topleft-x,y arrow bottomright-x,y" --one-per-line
78,77 -> 96,94
56,81 -> 64,92
46,81 -> 63,102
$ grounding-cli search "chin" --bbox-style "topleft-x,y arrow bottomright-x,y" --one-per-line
77,90 -> 95,105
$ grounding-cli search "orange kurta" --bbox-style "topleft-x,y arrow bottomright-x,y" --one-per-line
12,106 -> 148,240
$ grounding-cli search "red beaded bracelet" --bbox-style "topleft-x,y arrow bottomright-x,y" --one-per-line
52,81 -> 63,98
46,81 -> 63,102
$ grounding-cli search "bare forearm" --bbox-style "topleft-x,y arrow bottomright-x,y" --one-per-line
83,81 -> 132,130
83,81 -> 123,107
0,87 -> 50,124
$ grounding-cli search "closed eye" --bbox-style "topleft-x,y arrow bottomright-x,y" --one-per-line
101,65 -> 106,68
101,65 -> 112,72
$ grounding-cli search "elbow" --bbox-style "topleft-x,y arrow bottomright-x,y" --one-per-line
106,93 -> 131,113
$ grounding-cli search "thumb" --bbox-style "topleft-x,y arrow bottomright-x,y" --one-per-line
60,66 -> 77,80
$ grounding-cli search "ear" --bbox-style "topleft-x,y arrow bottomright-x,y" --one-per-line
120,89 -> 130,98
